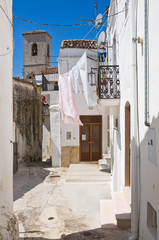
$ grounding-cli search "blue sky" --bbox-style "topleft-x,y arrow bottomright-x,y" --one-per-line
13,0 -> 110,77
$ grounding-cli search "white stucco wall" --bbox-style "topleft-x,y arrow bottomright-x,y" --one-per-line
59,47 -> 108,155
62,92 -> 107,154
58,48 -> 98,74
107,0 -> 133,192
0,0 -> 19,238
108,0 -> 159,239
137,1 -> 159,239
42,90 -> 60,166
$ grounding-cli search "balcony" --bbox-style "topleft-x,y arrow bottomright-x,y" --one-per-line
90,65 -> 120,107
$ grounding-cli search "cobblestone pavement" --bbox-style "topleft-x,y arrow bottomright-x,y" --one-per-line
14,162 -> 130,240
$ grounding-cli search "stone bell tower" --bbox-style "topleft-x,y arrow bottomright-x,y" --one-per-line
22,29 -> 51,79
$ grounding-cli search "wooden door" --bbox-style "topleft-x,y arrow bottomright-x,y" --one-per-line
80,124 -> 90,161
80,116 -> 102,162
92,124 -> 101,161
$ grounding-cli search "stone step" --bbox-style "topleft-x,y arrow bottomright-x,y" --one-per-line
100,199 -> 117,229
112,192 -> 131,229
65,178 -> 111,183
123,186 -> 131,206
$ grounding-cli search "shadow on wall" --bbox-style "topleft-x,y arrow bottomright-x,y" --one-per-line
13,161 -> 51,201
136,113 -> 159,239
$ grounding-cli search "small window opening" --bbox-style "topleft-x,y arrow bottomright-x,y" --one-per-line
88,72 -> 96,86
47,44 -> 50,57
32,43 -> 38,56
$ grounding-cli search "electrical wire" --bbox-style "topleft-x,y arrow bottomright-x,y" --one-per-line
82,9 -> 106,40
0,5 -> 12,26
0,40 -> 15,56
13,15 -> 93,27
82,23 -> 96,40
13,10 -> 125,27
0,48 -> 14,56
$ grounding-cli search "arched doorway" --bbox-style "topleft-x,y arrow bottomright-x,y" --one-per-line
125,102 -> 131,186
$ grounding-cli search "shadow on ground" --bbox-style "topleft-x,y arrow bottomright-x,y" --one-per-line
14,161 -> 51,201
62,229 -> 131,240
21,228 -> 131,240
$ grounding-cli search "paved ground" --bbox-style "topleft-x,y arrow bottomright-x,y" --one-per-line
13,162 -> 130,240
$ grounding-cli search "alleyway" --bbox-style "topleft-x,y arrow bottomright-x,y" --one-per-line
13,162 -> 130,240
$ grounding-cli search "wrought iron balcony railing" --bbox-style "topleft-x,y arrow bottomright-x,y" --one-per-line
90,65 -> 120,99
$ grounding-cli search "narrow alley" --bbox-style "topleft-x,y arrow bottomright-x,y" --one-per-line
13,162 -> 130,240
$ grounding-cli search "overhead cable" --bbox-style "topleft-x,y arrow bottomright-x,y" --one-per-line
13,9 -> 125,27
13,15 -> 93,26
0,5 -> 13,26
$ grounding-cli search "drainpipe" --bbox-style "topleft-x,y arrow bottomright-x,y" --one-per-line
144,0 -> 150,127
129,0 -> 140,239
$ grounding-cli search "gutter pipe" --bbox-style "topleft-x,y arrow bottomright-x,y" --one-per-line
144,0 -> 150,127
129,0 -> 140,239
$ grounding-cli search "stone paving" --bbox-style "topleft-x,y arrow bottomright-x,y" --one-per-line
13,162 -> 130,240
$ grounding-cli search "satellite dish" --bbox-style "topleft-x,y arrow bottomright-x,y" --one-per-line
97,31 -> 106,48
95,14 -> 103,28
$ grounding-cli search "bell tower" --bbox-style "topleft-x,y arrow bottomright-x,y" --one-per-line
22,29 -> 51,79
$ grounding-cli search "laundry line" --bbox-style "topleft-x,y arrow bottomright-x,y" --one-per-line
58,52 -> 97,125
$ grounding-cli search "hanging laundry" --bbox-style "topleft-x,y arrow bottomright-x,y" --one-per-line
70,52 -> 97,107
98,52 -> 107,62
59,72 -> 83,125
69,65 -> 82,93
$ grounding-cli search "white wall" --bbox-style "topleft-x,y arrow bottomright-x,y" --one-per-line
0,0 -> 19,238
107,0 -> 132,192
59,48 -> 98,74
108,0 -> 159,239
59,47 -> 108,155
137,1 -> 159,239
0,0 -> 13,211
62,92 -> 107,154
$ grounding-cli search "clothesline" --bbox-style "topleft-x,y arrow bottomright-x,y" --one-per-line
59,52 -> 97,125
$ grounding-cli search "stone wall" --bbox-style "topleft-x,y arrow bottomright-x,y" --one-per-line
13,78 -> 42,162
23,32 -> 51,79
61,146 -> 80,167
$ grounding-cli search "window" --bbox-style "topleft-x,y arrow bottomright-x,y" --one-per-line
88,72 -> 96,86
47,44 -> 50,57
32,43 -> 38,56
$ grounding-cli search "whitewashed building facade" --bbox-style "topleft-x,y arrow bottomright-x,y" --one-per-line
0,0 -> 19,238
106,0 -> 159,239
58,40 -> 109,167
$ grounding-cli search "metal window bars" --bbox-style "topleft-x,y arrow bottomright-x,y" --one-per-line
90,65 -> 120,99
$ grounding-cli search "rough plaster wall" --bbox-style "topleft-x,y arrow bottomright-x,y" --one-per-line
0,206 -> 19,240
13,80 -> 42,161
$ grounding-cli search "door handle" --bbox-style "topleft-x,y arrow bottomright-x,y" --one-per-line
88,141 -> 94,144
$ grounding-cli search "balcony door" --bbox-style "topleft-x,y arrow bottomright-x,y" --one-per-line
80,116 -> 102,162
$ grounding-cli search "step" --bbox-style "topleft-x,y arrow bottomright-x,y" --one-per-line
100,199 -> 117,229
123,186 -> 131,206
98,159 -> 110,170
112,192 -> 131,229
65,178 -> 110,183
103,153 -> 111,159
